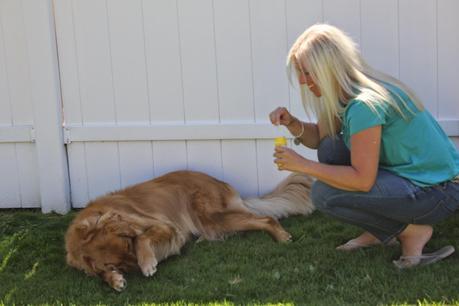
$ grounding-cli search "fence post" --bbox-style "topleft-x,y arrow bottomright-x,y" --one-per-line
22,0 -> 70,214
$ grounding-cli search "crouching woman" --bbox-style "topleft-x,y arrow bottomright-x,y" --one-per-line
271,24 -> 459,268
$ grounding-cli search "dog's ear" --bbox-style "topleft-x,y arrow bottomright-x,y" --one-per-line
74,225 -> 96,244
96,211 -> 118,227
72,213 -> 102,240
105,214 -> 143,237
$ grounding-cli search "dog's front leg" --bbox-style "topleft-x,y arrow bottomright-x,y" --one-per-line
135,233 -> 158,277
101,269 -> 127,291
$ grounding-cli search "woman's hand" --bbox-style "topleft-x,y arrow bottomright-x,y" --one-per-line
269,107 -> 295,126
273,146 -> 309,172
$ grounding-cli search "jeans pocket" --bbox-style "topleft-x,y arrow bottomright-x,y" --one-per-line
413,199 -> 455,224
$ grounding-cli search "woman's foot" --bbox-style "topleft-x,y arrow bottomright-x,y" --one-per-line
393,245 -> 455,269
393,224 -> 434,268
336,231 -> 398,251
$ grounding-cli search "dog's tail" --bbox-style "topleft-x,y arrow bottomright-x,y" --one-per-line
243,173 -> 315,219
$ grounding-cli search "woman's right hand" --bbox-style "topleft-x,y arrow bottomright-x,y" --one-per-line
269,107 -> 295,126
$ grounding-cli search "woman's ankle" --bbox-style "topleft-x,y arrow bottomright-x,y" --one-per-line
398,224 -> 433,257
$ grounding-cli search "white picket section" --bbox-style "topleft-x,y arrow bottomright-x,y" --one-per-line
0,0 -> 46,208
437,0 -> 459,120
152,141 -> 188,178
142,0 -> 185,124
118,142 -> 155,189
399,0 -> 438,115
24,0 -> 70,213
0,4 -> 11,126
66,143 -> 89,207
14,144 -> 40,208
187,140 -> 223,182
360,0 -> 399,78
1,0 -> 33,126
0,144 -> 21,207
0,0 -> 458,211
221,140 -> 258,198
323,0 -> 361,46
214,0 -> 254,123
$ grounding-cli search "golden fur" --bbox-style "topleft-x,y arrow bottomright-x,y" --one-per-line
65,170 -> 314,291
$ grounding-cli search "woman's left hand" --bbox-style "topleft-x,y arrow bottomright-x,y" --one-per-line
273,146 -> 309,172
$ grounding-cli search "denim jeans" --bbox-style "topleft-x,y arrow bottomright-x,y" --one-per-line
311,136 -> 459,244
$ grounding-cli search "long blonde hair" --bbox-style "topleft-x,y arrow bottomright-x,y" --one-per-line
287,23 -> 424,137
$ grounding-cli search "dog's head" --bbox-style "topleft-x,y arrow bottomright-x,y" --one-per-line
65,211 -> 140,277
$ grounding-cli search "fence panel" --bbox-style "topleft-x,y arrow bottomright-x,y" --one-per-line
3,0 -> 458,210
0,0 -> 44,209
438,0 -> 459,120
399,0 -> 437,115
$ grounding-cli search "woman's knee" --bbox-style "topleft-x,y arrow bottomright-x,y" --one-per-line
311,180 -> 335,211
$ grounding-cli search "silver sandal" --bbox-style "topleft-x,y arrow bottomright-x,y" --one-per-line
336,237 -> 399,251
393,245 -> 455,269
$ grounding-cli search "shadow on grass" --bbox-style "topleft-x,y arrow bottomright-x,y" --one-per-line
0,209 -> 458,305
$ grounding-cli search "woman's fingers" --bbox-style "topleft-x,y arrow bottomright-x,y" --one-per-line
269,110 -> 276,125
275,108 -> 284,125
269,107 -> 291,126
269,107 -> 280,124
274,146 -> 285,152
277,107 -> 288,125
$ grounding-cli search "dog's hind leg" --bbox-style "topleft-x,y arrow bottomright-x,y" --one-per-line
211,211 -> 292,242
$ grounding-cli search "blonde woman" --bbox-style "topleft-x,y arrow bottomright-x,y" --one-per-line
270,24 -> 459,268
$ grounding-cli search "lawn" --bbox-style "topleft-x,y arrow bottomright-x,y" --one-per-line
0,209 -> 458,305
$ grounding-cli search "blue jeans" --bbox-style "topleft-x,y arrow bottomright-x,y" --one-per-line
311,136 -> 459,244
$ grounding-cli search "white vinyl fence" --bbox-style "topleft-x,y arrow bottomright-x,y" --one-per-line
0,0 -> 458,213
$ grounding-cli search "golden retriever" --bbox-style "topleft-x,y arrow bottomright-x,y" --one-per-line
65,170 -> 314,291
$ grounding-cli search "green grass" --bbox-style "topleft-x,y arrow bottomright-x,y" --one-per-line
0,209 -> 458,306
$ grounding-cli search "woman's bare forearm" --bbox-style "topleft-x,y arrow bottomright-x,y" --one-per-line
286,118 -> 321,149
300,160 -> 372,192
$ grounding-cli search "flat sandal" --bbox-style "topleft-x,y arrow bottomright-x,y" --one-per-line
336,237 -> 399,251
393,245 -> 455,269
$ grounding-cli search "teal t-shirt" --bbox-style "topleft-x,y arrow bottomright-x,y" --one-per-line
341,83 -> 459,187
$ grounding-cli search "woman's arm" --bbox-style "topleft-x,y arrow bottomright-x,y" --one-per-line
285,118 -> 320,149
275,125 -> 381,192
288,116 -> 342,149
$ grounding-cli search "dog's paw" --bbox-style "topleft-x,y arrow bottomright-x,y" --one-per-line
276,230 -> 292,242
141,264 -> 157,277
139,258 -> 158,277
109,271 -> 127,292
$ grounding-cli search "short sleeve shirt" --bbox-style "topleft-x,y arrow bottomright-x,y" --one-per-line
341,83 -> 459,187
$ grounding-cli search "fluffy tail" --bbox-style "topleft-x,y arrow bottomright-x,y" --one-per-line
243,173 -> 315,219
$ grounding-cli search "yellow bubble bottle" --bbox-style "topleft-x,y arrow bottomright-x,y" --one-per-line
274,136 -> 287,147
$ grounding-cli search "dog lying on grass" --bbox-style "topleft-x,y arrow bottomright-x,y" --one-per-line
65,170 -> 314,291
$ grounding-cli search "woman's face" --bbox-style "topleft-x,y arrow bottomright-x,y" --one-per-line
296,62 -> 321,97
